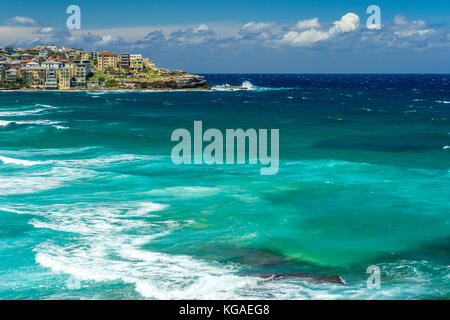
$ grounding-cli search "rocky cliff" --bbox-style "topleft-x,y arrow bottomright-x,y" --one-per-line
122,75 -> 210,90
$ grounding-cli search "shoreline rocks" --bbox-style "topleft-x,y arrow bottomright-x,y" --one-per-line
120,74 -> 210,90
260,272 -> 345,285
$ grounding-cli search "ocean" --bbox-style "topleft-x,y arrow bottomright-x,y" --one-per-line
0,74 -> 448,299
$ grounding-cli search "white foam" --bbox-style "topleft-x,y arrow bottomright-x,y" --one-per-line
127,202 -> 169,216
146,186 -> 221,198
0,120 -> 12,127
0,156 -> 43,166
0,119 -> 63,128
35,104 -> 57,109
436,100 -> 450,104
0,109 -> 46,116
0,167 -> 92,195
242,80 -> 255,90
0,153 -> 152,169
7,198 -> 446,299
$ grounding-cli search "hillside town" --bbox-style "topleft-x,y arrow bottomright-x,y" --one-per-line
0,45 -> 208,90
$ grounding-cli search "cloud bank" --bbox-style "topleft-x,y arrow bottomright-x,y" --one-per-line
0,13 -> 448,72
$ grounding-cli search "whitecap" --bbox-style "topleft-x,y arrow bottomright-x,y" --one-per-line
0,108 -> 46,116
0,120 -> 63,127
0,156 -> 43,166
0,167 -> 92,195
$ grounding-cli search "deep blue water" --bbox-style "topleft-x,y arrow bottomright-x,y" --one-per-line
0,74 -> 449,299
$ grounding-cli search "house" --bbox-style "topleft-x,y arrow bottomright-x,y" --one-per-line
38,50 -> 50,58
26,48 -> 39,55
47,46 -> 58,53
98,51 -> 118,70
5,45 -> 16,52
21,54 -> 33,61
143,58 -> 156,69
25,61 -> 39,67
42,60 -> 63,70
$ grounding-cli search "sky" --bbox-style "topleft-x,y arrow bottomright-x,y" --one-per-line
0,0 -> 449,73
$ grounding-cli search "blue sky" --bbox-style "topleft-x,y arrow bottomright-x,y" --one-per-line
1,1 -> 449,72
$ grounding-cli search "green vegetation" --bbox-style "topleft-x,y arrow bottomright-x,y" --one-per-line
104,79 -> 119,88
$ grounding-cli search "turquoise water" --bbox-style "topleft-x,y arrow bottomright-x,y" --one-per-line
0,75 -> 449,299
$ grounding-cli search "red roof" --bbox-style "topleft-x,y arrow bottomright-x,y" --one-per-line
23,59 -> 33,63
99,51 -> 117,56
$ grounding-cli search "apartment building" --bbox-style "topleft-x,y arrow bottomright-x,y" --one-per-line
21,66 -> 46,87
58,67 -> 73,89
98,51 -> 118,70
130,54 -> 146,72
74,65 -> 89,86
5,69 -> 19,83
44,69 -> 58,89
90,50 -> 98,62
120,52 -> 130,70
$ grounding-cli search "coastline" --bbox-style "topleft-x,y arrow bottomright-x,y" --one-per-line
0,87 -> 214,92
0,85 -> 249,92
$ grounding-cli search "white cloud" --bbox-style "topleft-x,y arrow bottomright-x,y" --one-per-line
280,12 -> 360,47
393,14 -> 426,28
97,35 -> 120,45
281,29 -> 330,46
4,16 -> 37,26
391,14 -> 434,38
0,12 -> 448,54
242,22 -> 275,33
295,18 -> 320,30
238,21 -> 281,41
169,24 -> 216,45
194,24 -> 209,33
37,27 -> 54,34
329,13 -> 360,33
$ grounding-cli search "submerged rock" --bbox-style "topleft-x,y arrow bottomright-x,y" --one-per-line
260,272 -> 345,285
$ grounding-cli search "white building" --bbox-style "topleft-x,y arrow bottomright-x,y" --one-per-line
25,61 -> 38,67
44,69 -> 58,89
38,50 -> 49,58
42,60 -> 63,70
